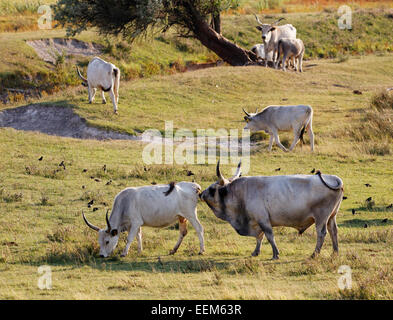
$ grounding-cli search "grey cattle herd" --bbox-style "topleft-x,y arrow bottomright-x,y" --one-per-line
81,16 -> 345,260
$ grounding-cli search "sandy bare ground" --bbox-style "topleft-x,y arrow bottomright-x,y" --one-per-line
26,38 -> 103,64
0,104 -> 136,140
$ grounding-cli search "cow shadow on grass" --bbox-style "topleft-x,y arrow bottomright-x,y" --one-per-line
28,250 -> 305,274
339,218 -> 392,228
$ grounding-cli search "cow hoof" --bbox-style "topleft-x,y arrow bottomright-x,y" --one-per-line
251,251 -> 259,257
198,251 -> 204,256
114,111 -> 119,115
271,256 -> 279,260
102,101 -> 107,104
169,250 -> 176,255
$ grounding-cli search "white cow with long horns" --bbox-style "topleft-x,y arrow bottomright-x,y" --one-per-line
254,15 -> 297,68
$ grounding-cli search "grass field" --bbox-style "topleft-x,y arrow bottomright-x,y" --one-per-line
1,52 -> 393,299
0,1 -> 392,300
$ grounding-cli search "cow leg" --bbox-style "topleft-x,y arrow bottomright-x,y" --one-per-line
137,227 -> 142,253
327,216 -> 339,254
252,232 -> 265,257
272,130 -> 288,152
289,127 -> 301,151
299,53 -> 304,73
101,90 -> 107,104
88,86 -> 96,104
307,119 -> 314,151
109,89 -> 118,114
267,135 -> 274,152
169,217 -> 188,255
311,221 -> 327,258
282,53 -> 288,71
121,223 -> 142,257
187,214 -> 205,255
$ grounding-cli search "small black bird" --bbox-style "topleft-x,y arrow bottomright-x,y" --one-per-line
82,169 -> 87,173
186,170 -> 194,176
38,156 -> 43,161
366,197 -> 372,202
106,180 -> 112,186
151,181 -> 157,185
343,196 -> 348,200
387,204 -> 393,209
364,223 -> 368,228
59,160 -> 66,170
352,209 -> 356,215
311,168 -> 315,174
364,183 -> 372,187
102,164 -> 107,172
353,90 -> 362,95
87,199 -> 94,208
92,207 -> 98,212
94,178 -> 101,182
275,168 -> 281,171
382,218 -> 388,223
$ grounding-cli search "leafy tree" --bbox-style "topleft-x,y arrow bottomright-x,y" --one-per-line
53,0 -> 257,66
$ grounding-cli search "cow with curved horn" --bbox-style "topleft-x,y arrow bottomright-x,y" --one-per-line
243,104 -> 314,152
83,181 -> 205,258
254,14 -> 297,67
76,57 -> 120,114
200,161 -> 344,259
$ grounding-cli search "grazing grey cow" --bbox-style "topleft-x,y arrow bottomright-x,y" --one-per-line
83,181 -> 205,257
254,15 -> 297,67
76,57 -> 120,114
243,104 -> 314,152
200,161 -> 343,259
275,38 -> 305,72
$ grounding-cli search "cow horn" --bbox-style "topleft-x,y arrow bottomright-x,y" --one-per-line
216,161 -> 226,186
82,211 -> 100,232
76,66 -> 88,83
105,209 -> 111,231
255,107 -> 259,113
229,161 -> 242,181
242,108 -> 251,117
271,17 -> 285,26
254,14 -> 263,25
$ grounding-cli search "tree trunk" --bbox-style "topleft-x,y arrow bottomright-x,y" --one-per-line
194,17 -> 256,66
211,12 -> 221,34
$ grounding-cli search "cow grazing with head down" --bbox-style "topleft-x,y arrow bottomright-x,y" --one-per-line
83,181 -> 205,257
251,44 -> 273,64
200,161 -> 343,259
275,38 -> 305,72
254,15 -> 297,67
243,104 -> 314,152
76,57 -> 120,114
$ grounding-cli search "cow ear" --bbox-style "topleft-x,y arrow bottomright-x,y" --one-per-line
269,27 -> 276,32
111,229 -> 118,237
244,116 -> 250,122
256,26 -> 262,31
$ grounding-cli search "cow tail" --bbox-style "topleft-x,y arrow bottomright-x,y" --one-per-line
164,182 -> 176,196
113,67 -> 120,101
76,66 -> 88,87
316,171 -> 343,191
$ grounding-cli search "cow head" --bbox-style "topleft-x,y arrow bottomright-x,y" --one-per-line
200,161 -> 242,215
255,15 -> 284,43
82,210 -> 119,258
242,107 -> 264,132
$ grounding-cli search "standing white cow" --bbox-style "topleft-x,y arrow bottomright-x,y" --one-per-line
243,104 -> 314,152
254,15 -> 297,68
76,57 -> 120,114
82,181 -> 205,258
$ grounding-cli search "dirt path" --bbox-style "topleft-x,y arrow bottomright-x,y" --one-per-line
26,38 -> 103,64
0,104 -> 137,141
